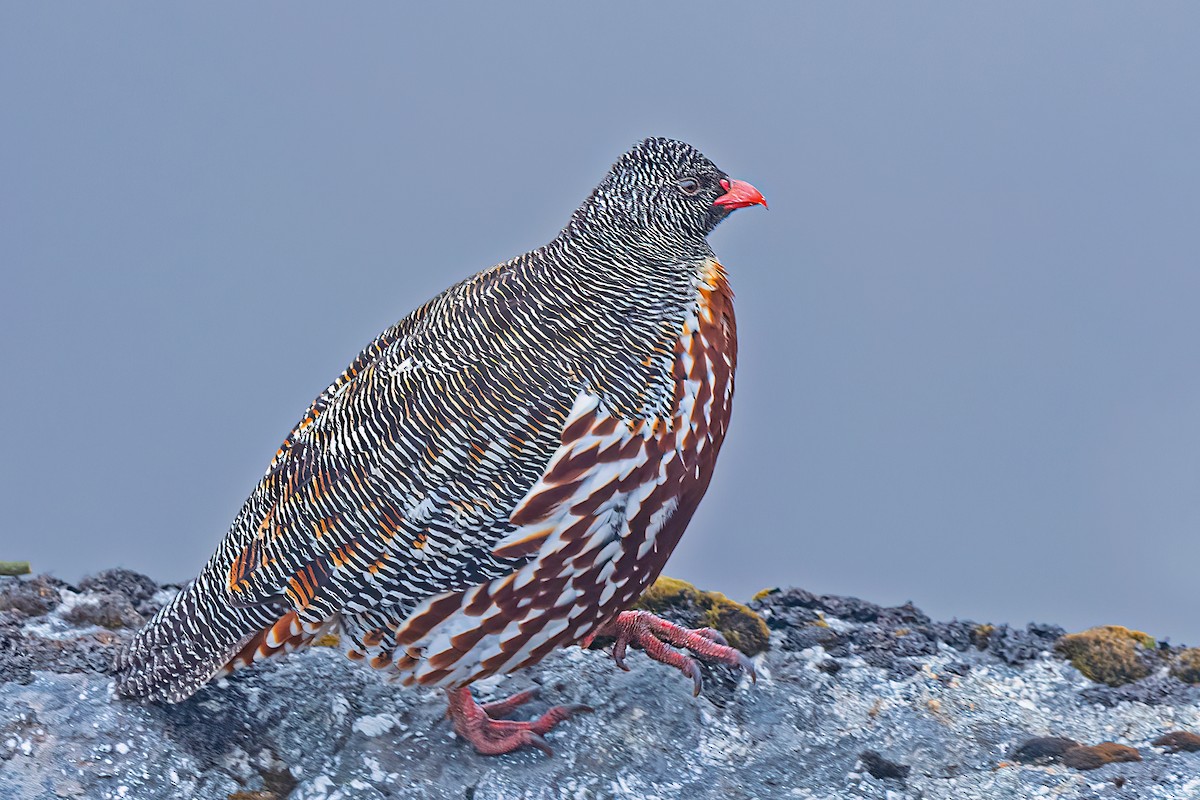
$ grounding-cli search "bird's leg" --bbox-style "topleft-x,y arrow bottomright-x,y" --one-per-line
586,610 -> 757,696
445,686 -> 592,756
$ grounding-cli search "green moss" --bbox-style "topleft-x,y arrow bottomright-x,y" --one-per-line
751,587 -> 779,603
1170,648 -> 1200,684
1055,626 -> 1156,687
634,576 -> 771,656
1127,629 -> 1157,650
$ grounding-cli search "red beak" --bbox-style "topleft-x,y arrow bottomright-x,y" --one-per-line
713,178 -> 767,210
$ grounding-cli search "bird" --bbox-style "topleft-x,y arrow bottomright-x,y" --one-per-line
113,137 -> 767,755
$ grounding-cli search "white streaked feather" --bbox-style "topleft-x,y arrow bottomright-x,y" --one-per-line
387,295 -> 726,687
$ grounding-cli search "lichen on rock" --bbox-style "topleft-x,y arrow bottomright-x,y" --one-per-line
1055,625 -> 1157,686
1170,647 -> 1200,683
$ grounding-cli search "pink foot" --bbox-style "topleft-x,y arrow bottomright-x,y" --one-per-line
445,686 -> 592,756
586,610 -> 757,696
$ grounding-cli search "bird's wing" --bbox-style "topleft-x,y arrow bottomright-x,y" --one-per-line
220,271 -> 582,624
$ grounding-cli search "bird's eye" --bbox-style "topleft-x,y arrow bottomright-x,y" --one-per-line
676,177 -> 702,196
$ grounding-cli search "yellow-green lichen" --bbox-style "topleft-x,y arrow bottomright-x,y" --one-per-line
751,587 -> 779,603
1055,626 -> 1156,687
633,576 -> 771,656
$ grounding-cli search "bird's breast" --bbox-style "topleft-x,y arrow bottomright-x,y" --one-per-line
354,258 -> 739,688
495,256 -> 736,564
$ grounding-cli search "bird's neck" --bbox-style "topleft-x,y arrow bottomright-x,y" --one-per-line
546,221 -> 716,296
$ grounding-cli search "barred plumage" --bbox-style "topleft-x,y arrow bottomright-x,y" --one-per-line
113,137 -> 765,754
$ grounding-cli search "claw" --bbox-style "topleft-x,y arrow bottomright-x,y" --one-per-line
526,732 -> 553,757
612,637 -> 631,671
738,652 -> 758,683
684,658 -> 703,697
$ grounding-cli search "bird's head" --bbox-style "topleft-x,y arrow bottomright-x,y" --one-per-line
569,137 -> 766,251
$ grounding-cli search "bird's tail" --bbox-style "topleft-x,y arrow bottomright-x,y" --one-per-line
112,564 -> 281,703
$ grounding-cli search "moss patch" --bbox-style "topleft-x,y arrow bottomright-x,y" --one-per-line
633,576 -> 770,656
1055,626 -> 1156,687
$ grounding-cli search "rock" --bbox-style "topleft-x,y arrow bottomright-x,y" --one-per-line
1011,737 -> 1142,771
2,571 -> 1199,799
0,618 -> 120,686
61,592 -> 144,630
1060,741 -> 1141,770
1152,730 -> 1200,753
1079,672 -> 1198,708
817,659 -> 842,675
78,568 -> 159,608
0,575 -> 62,617
858,749 -> 910,781
1011,736 -> 1080,765
1152,734 -> 1200,753
982,623 -> 1067,666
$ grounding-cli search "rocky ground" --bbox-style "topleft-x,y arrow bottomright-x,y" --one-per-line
2,569 -> 1199,800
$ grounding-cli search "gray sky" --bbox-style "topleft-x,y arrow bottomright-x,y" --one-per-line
3,5 -> 1199,642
